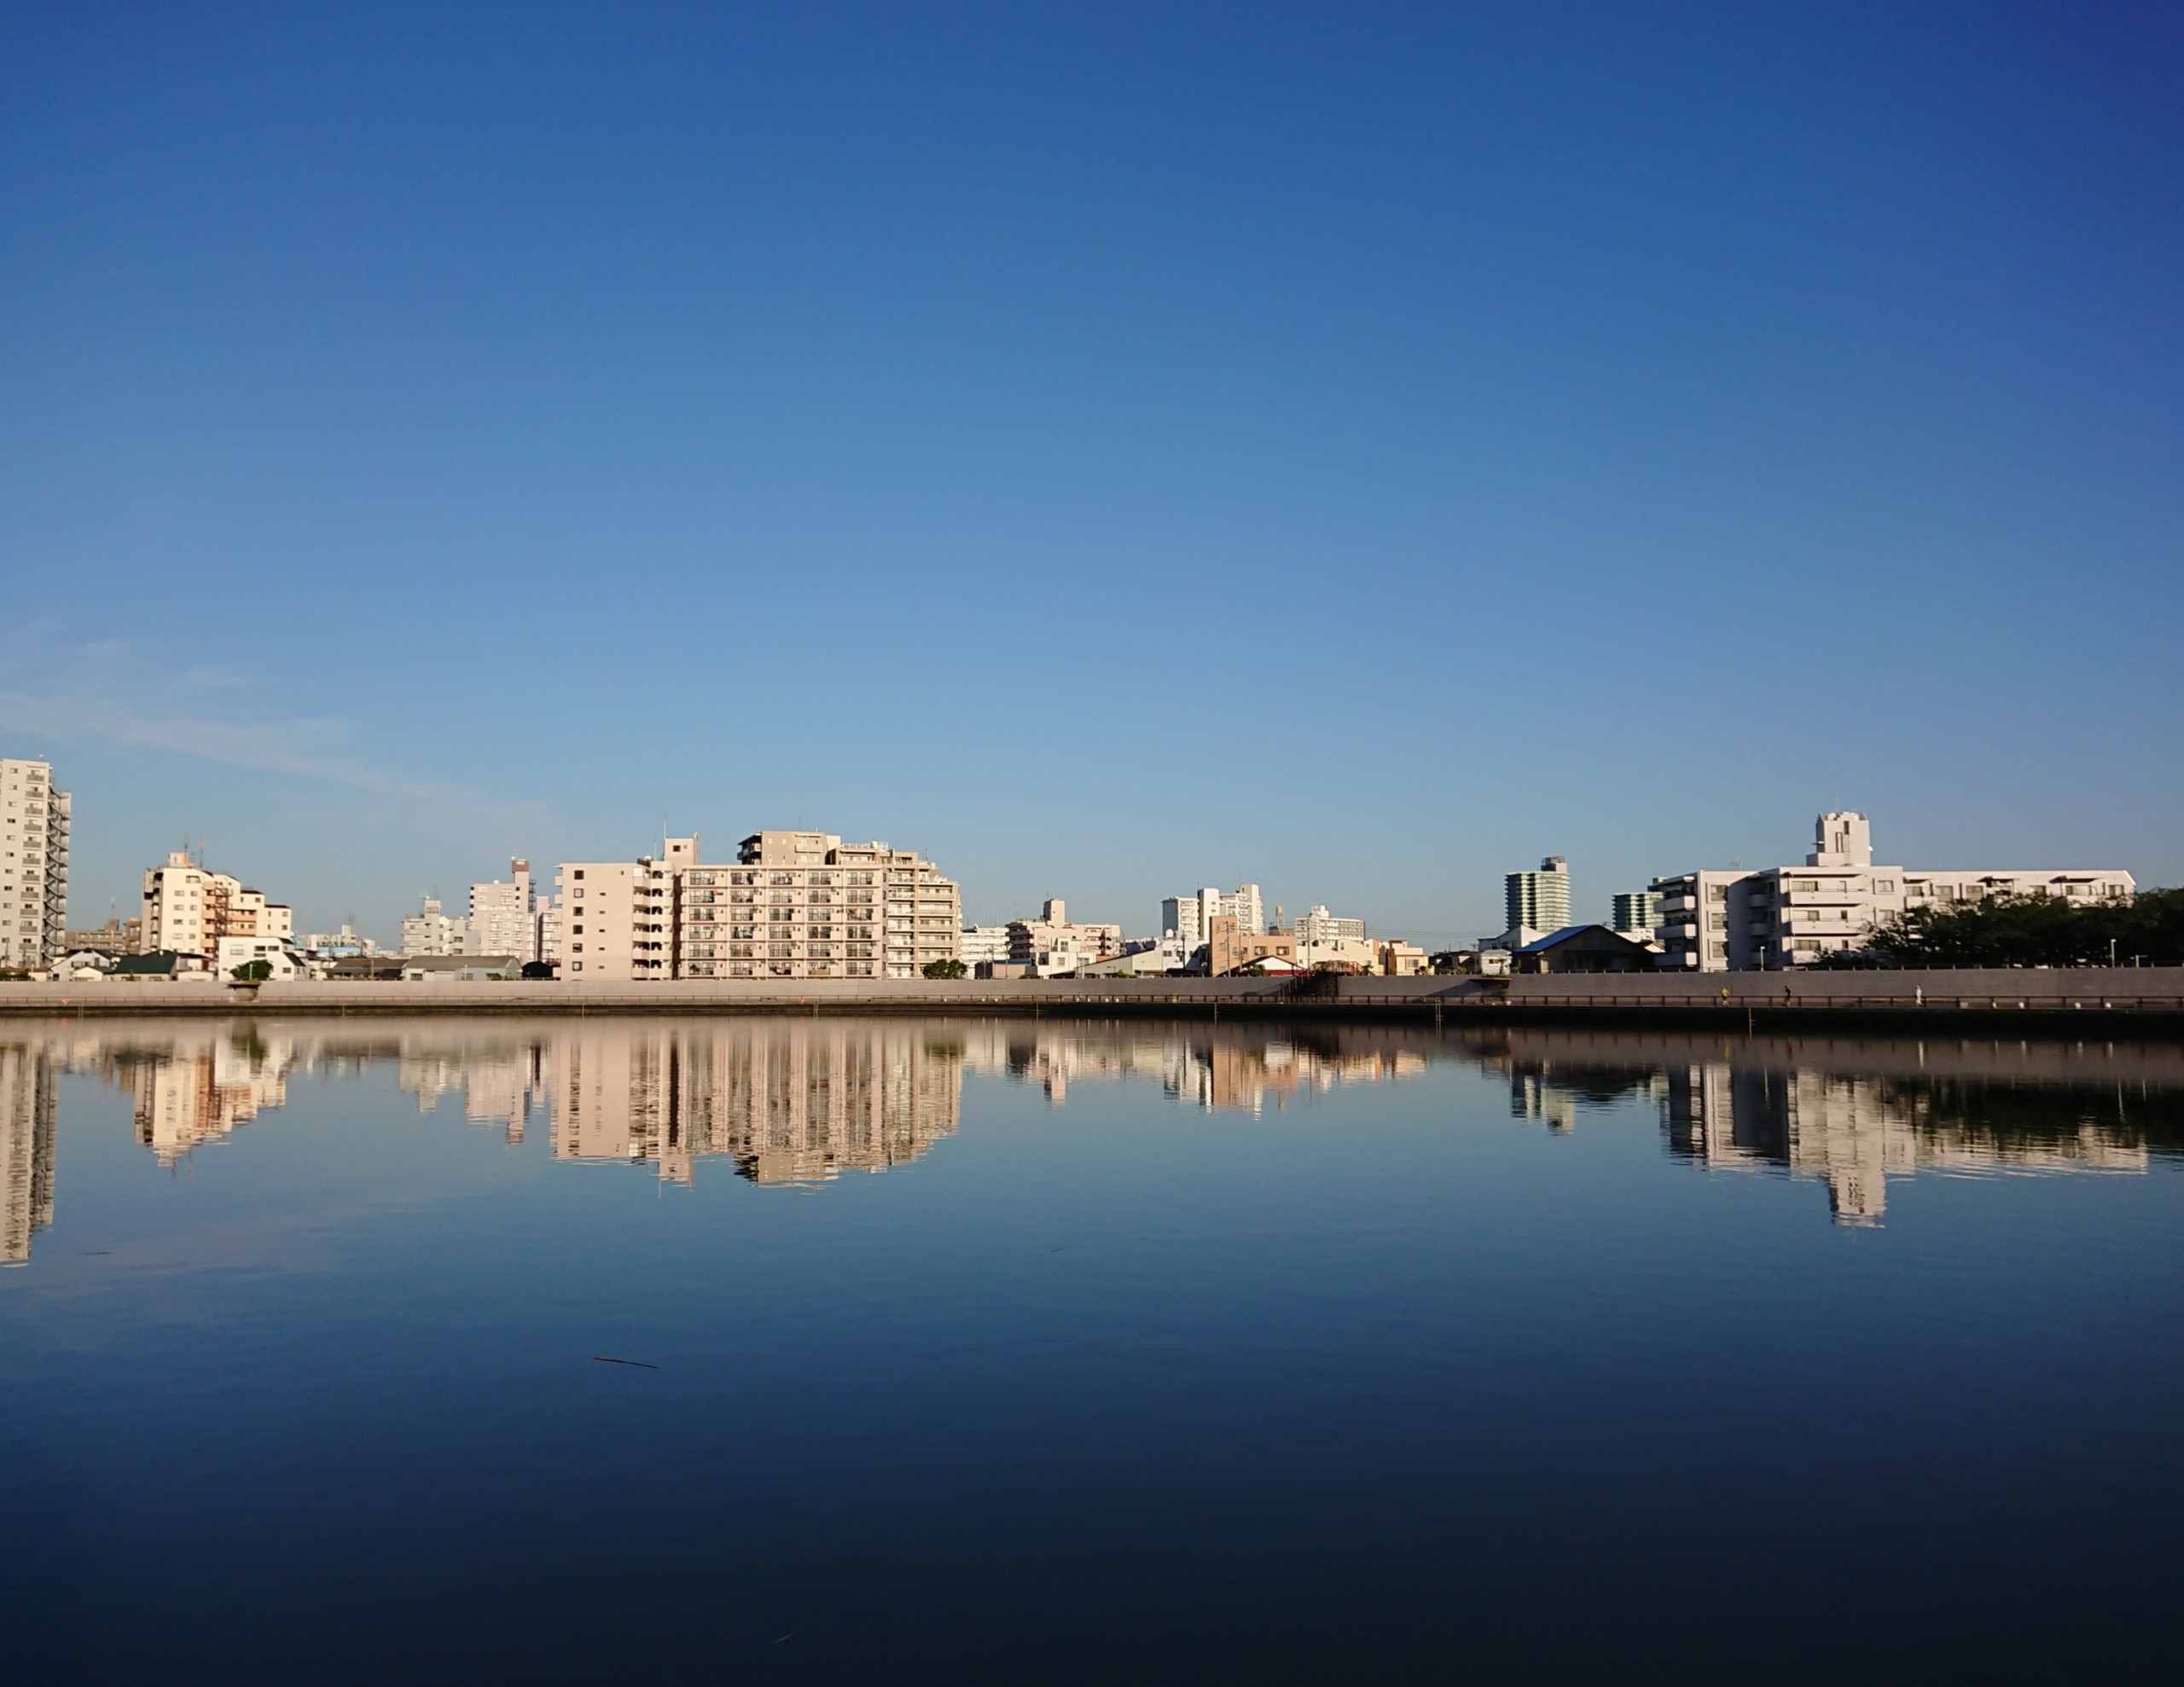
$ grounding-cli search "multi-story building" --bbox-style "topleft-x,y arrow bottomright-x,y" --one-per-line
468,860 -> 539,963
1610,891 -> 1661,939
1162,884 -> 1265,945
1008,899 -> 1123,974
556,836 -> 696,982
1,757 -> 70,970
958,925 -> 1015,970
560,830 -> 961,982
1652,812 -> 2136,971
140,851 -> 290,966
398,896 -> 476,957
63,917 -> 140,956
1208,913 -> 1298,977
1294,904 -> 1367,944
1506,856 -> 1571,936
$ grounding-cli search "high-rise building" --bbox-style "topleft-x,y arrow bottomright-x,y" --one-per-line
0,757 -> 70,970
468,860 -> 537,961
141,851 -> 291,966
1506,857 -> 1571,935
1650,811 -> 2135,971
1611,891 -> 1661,937
1162,884 -> 1265,945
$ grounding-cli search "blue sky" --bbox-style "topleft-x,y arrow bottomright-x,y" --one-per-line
3,2 -> 2179,945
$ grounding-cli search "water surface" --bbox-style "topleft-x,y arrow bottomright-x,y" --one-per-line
4,1017 -> 2181,1682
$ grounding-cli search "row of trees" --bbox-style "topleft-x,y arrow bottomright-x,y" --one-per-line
1845,888 -> 2184,968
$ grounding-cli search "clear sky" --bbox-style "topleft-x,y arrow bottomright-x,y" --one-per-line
3,2 -> 2179,946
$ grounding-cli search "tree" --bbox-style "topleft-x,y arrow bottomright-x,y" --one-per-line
229,959 -> 274,982
1850,888 -> 2184,968
922,958 -> 968,979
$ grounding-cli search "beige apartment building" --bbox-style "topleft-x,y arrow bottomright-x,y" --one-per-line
468,860 -> 539,963
1007,898 -> 1122,973
1653,812 -> 2135,971
1,757 -> 71,970
557,829 -> 958,982
141,851 -> 292,965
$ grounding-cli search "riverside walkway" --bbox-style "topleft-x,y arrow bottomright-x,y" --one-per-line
4,967 -> 2182,1030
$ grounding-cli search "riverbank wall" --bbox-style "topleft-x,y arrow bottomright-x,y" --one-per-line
5,967 -> 2182,1032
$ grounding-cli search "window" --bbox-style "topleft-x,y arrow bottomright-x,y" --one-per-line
573,870 -> 584,880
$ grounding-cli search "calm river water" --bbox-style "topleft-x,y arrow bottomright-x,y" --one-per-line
3,1015 -> 2181,1683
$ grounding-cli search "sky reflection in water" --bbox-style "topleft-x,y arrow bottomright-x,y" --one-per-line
3,1016 -> 2181,1683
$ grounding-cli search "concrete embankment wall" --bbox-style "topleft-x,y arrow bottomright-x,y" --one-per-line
4,967 -> 2182,1031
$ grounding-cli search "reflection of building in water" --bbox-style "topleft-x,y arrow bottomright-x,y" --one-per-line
549,1021 -> 961,1185
130,1032 -> 298,1164
398,1038 -> 544,1144
1,1043 -> 58,1263
960,1025 -> 1428,1115
1662,1063 -> 2149,1226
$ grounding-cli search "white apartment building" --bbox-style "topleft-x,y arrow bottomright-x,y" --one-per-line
1652,812 -> 2135,971
1506,857 -> 1571,935
1162,884 -> 1265,945
399,896 -> 476,957
468,860 -> 539,963
1294,904 -> 1367,944
141,852 -> 292,965
959,925 -> 1015,969
0,758 -> 70,970
561,831 -> 960,982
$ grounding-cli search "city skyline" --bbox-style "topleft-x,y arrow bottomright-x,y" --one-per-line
4,6 -> 2181,942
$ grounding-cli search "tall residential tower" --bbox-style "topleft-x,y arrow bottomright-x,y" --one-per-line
0,758 -> 68,970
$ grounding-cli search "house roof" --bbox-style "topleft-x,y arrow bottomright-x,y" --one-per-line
1515,924 -> 1653,954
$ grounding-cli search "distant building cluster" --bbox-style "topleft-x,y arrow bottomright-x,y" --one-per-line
0,750 -> 2144,984
1462,811 -> 2134,976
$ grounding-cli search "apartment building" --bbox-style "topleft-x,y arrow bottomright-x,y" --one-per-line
560,830 -> 960,982
1611,890 -> 1661,939
141,851 -> 291,965
1652,812 -> 2135,971
1294,905 -> 1367,944
1,757 -> 70,970
1506,856 -> 1571,935
959,925 -> 1015,969
681,832 -> 960,981
1163,884 -> 1265,945
469,860 -> 539,963
1008,899 -> 1123,973
556,836 -> 697,981
399,896 -> 475,957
